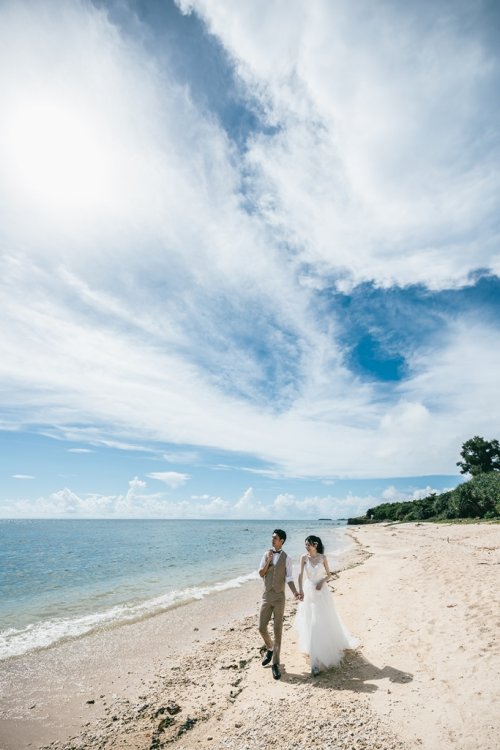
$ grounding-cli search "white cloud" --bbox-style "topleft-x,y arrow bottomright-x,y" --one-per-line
67,448 -> 94,453
233,487 -> 269,518
179,0 -> 500,288
382,485 -> 444,502
0,478 -> 236,519
1,253 -> 499,478
146,472 -> 189,488
0,481 -> 376,520
163,451 -> 200,464
394,319 -> 500,469
11,474 -> 35,480
3,478 -> 159,518
271,492 -> 374,520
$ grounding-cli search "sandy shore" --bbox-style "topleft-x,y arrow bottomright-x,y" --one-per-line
1,522 -> 499,750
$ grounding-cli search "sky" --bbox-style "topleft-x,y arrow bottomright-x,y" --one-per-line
0,0 -> 499,519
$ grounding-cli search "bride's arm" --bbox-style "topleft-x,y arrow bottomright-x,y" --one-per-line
315,556 -> 333,590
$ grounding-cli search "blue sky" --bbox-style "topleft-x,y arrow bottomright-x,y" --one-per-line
0,0 -> 499,518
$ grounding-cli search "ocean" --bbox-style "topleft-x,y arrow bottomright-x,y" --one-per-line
0,518 -> 352,661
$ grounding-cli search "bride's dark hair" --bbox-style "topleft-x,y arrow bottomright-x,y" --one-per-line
305,535 -> 324,554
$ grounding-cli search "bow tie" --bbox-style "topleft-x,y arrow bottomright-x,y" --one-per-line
273,550 -> 282,554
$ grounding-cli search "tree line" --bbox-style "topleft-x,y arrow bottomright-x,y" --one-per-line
348,436 -> 500,524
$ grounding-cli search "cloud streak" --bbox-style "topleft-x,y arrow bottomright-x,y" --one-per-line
147,472 -> 190,488
180,0 -> 500,288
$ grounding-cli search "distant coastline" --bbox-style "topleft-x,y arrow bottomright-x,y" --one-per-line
348,472 -> 500,525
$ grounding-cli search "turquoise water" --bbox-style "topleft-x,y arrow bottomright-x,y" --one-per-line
0,518 -> 351,659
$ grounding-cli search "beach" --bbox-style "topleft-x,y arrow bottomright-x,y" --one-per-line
1,522 -> 499,750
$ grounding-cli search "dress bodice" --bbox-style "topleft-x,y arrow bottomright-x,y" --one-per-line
304,556 -> 325,583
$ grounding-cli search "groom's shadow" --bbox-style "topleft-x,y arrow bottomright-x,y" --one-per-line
281,650 -> 413,694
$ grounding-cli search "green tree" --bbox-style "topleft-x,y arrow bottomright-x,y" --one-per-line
432,490 -> 454,519
456,436 -> 500,477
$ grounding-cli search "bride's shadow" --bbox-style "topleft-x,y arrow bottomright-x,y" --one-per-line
281,650 -> 413,694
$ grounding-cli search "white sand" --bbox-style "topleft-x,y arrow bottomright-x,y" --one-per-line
341,522 -> 500,750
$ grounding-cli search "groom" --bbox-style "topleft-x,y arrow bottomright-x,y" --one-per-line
258,528 -> 300,680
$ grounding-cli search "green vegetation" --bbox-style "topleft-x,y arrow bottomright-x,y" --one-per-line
348,436 -> 500,525
456,435 -> 500,476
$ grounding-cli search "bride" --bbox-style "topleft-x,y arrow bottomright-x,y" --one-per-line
295,535 -> 358,676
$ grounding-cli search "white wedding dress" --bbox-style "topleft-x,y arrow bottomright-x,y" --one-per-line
294,555 -> 358,672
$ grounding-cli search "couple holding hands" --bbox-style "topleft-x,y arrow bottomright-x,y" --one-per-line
258,528 -> 357,680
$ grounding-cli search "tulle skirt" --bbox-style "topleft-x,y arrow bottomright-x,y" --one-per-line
294,579 -> 358,671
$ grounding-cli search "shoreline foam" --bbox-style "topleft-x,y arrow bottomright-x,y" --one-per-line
0,570 -> 260,661
1,528 -> 354,662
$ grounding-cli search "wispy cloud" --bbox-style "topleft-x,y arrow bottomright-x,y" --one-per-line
180,0 -> 500,288
163,451 -> 200,464
11,474 -> 35,480
146,472 -> 190,488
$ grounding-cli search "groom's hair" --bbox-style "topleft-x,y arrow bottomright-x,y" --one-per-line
273,528 -> 287,542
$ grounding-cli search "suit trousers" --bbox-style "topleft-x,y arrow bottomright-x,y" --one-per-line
259,592 -> 286,666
